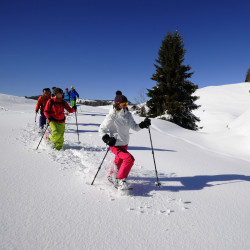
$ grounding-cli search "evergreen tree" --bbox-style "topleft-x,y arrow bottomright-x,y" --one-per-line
245,68 -> 250,82
147,31 -> 200,130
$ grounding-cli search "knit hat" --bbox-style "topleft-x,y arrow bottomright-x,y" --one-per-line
71,86 -> 74,89
53,88 -> 63,95
114,94 -> 128,107
43,88 -> 51,93
65,88 -> 68,91
116,90 -> 122,95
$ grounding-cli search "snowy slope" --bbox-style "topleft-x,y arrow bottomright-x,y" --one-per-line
1,84 -> 250,250
194,82 -> 250,132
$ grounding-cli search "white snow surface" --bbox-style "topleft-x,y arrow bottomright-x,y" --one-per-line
1,83 -> 250,250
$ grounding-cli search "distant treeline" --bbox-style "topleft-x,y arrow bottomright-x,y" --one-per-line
25,96 -> 40,100
25,95 -> 113,106
77,99 -> 113,106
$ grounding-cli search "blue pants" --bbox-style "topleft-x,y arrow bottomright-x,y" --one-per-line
39,111 -> 47,129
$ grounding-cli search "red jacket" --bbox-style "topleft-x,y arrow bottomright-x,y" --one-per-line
35,94 -> 51,111
44,97 -> 75,123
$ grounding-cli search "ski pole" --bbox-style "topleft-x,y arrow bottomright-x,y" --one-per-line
35,112 -> 38,123
91,147 -> 110,185
36,122 -> 49,150
75,109 -> 80,143
148,126 -> 161,187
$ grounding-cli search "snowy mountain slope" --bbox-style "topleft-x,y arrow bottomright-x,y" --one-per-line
192,82 -> 250,161
194,82 -> 250,132
0,93 -> 36,111
1,84 -> 250,250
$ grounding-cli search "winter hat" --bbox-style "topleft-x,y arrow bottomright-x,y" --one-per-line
53,88 -> 63,95
65,88 -> 68,91
43,88 -> 51,93
71,86 -> 74,89
116,90 -> 122,95
114,94 -> 128,107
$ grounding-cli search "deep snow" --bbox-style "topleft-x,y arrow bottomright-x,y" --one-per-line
1,83 -> 250,250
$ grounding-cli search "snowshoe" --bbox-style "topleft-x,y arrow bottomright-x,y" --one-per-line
115,178 -> 133,191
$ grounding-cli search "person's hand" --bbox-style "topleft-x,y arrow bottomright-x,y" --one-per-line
35,110 -> 39,113
102,134 -> 116,146
139,117 -> 151,129
73,105 -> 77,111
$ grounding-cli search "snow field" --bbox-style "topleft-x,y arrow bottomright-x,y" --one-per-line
1,84 -> 250,250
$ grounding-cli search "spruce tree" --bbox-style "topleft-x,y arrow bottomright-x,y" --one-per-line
245,68 -> 250,82
147,31 -> 200,130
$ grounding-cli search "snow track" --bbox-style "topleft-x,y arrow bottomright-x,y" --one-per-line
19,113 -> 188,216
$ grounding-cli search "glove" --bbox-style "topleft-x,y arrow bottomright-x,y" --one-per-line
73,105 -> 77,111
102,134 -> 116,147
35,110 -> 39,113
139,117 -> 151,129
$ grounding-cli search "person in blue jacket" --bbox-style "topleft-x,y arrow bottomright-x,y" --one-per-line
68,86 -> 79,107
63,88 -> 70,103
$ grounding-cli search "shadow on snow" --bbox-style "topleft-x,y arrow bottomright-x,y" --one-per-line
128,174 -> 250,197
66,122 -> 101,127
65,129 -> 99,133
129,146 -> 176,152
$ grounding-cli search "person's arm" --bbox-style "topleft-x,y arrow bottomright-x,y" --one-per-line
99,115 -> 116,146
64,101 -> 75,113
44,100 -> 52,120
128,113 -> 141,131
35,96 -> 42,111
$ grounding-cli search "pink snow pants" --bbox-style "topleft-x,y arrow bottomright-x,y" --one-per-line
110,145 -> 135,180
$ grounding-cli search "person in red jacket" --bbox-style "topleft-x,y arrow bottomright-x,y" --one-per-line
44,88 -> 76,150
35,88 -> 51,129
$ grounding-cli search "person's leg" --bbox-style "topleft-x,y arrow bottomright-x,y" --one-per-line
49,122 -> 65,150
70,100 -> 75,107
39,111 -> 47,129
110,145 -> 134,179
55,123 -> 65,150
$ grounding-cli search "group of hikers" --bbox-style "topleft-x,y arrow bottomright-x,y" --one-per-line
35,88 -> 151,190
35,86 -> 79,150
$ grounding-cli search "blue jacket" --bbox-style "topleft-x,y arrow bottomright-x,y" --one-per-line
63,92 -> 70,101
68,89 -> 79,100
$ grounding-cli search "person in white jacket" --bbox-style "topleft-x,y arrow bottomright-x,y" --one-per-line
99,94 -> 151,190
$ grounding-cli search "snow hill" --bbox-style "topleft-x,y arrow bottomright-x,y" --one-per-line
1,83 -> 250,250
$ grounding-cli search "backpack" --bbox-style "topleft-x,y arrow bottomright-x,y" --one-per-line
49,98 -> 66,111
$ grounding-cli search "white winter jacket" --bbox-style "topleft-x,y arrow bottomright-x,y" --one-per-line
99,108 -> 141,146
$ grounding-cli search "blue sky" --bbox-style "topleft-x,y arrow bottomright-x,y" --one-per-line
0,0 -> 249,101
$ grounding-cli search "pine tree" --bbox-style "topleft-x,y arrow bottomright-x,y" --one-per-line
147,31 -> 200,130
245,68 -> 250,82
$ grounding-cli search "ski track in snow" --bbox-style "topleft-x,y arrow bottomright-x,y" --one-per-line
18,113 -> 190,217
